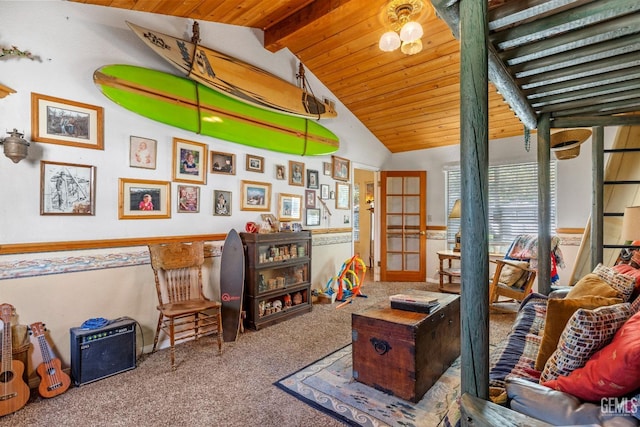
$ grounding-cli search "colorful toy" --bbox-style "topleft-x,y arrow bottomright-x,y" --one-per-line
320,255 -> 367,308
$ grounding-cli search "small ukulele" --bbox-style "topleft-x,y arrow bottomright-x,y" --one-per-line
0,303 -> 30,416
29,322 -> 71,398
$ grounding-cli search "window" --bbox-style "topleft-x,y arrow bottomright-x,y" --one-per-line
446,162 -> 557,254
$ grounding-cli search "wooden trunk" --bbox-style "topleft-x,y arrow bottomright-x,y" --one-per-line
351,291 -> 460,402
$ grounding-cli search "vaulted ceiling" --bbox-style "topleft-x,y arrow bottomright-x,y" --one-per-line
69,0 -> 640,153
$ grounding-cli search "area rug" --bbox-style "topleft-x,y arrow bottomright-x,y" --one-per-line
275,344 -> 460,427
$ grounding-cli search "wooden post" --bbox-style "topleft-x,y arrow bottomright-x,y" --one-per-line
538,114 -> 551,295
459,0 -> 489,401
591,126 -> 604,269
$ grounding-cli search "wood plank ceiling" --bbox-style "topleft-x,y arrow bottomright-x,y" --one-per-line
70,0 -> 640,153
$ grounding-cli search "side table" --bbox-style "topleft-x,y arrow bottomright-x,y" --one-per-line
437,249 -> 461,294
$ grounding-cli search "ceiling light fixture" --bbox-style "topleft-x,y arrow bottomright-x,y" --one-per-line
379,0 -> 425,55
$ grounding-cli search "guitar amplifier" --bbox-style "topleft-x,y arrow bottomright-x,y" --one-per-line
70,317 -> 137,386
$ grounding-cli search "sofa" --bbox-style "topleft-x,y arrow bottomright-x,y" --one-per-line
446,260 -> 640,426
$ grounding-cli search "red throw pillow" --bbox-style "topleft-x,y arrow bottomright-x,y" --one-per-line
542,310 -> 640,402
613,263 -> 640,300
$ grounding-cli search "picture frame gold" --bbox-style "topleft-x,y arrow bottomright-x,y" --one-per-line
129,136 -> 157,169
172,137 -> 207,184
246,154 -> 264,173
336,182 -> 351,210
288,160 -> 305,186
40,160 -> 96,215
118,178 -> 171,219
240,180 -> 271,211
331,155 -> 350,182
177,184 -> 200,213
278,193 -> 303,221
31,92 -> 104,150
211,151 -> 235,175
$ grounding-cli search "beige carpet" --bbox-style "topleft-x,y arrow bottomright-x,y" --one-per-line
0,281 -> 516,427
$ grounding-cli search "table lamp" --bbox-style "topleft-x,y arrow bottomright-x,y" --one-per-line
621,206 -> 640,243
449,199 -> 461,252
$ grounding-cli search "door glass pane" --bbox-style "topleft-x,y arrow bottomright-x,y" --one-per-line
405,234 -> 419,252
404,196 -> 420,214
404,253 -> 419,271
386,196 -> 403,213
404,176 -> 420,194
387,235 -> 403,252
387,253 -> 402,270
387,177 -> 403,194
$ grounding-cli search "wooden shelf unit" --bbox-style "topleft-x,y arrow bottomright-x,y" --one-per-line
240,231 -> 312,330
437,250 -> 461,294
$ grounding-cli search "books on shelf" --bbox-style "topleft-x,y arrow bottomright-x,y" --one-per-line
389,294 -> 441,314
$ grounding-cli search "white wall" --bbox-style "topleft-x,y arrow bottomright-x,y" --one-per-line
0,1 -> 390,244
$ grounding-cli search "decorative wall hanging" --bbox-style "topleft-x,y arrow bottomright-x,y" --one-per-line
118,178 -> 171,219
240,180 -> 271,212
40,161 -> 95,215
94,64 -> 338,156
31,93 -> 104,150
129,136 -> 157,169
172,138 -> 207,184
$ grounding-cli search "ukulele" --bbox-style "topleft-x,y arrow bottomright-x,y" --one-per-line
29,322 -> 71,398
0,303 -> 30,416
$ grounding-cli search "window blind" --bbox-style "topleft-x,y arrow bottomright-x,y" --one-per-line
446,162 -> 557,253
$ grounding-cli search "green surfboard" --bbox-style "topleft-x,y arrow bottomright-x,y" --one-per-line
93,64 -> 339,156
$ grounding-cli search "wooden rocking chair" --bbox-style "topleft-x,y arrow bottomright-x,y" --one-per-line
148,241 -> 223,369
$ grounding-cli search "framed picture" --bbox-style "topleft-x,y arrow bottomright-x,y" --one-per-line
365,181 -> 374,203
129,136 -> 157,169
336,182 -> 351,210
305,208 -> 321,226
40,160 -> 96,215
213,189 -> 232,216
118,178 -> 171,219
246,154 -> 264,173
261,213 -> 279,232
323,161 -> 332,176
275,164 -> 286,180
211,151 -> 235,175
306,169 -> 319,189
320,184 -> 330,200
240,180 -> 271,211
332,155 -> 350,181
177,184 -> 200,213
289,160 -> 305,186
278,193 -> 302,221
173,138 -> 207,184
305,189 -> 316,208
31,92 -> 104,150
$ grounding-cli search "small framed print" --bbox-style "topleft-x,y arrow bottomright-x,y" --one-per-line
320,184 -> 330,200
305,208 -> 321,226
331,155 -> 350,182
177,184 -> 200,213
246,154 -> 264,173
40,161 -> 96,215
240,180 -> 271,211
261,213 -> 279,232
129,136 -> 157,169
305,189 -> 316,208
211,151 -> 235,175
275,164 -> 286,180
306,169 -> 319,189
31,92 -> 104,150
323,161 -> 332,176
278,193 -> 302,221
118,178 -> 171,219
214,190 -> 231,216
173,138 -> 207,184
289,160 -> 305,186
336,182 -> 351,210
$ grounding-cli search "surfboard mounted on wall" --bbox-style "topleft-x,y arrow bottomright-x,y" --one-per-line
126,21 -> 337,120
93,64 -> 339,156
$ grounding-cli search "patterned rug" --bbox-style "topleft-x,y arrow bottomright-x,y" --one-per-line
274,344 -> 460,427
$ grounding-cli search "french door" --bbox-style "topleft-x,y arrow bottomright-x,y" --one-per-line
380,171 -> 427,282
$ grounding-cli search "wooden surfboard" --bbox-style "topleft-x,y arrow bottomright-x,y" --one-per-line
126,22 -> 337,120
220,229 -> 245,342
94,64 -> 339,156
